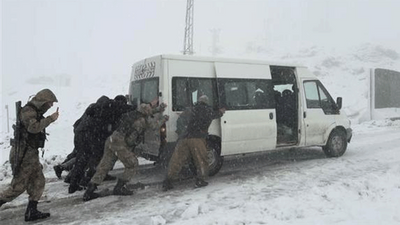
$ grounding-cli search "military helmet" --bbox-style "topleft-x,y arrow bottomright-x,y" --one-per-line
34,89 -> 58,103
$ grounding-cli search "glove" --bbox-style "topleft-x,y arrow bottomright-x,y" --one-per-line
163,115 -> 170,122
161,102 -> 167,108
159,102 -> 167,112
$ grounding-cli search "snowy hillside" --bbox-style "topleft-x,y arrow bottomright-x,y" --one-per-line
245,43 -> 400,123
1,43 -> 400,224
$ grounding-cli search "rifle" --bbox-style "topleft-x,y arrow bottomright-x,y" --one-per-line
10,101 -> 22,175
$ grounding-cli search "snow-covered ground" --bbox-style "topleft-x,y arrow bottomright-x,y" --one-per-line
1,44 -> 400,224
0,120 -> 399,225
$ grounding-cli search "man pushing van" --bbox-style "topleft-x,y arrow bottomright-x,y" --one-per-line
83,102 -> 167,201
162,95 -> 225,191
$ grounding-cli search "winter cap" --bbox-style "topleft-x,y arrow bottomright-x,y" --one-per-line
114,95 -> 127,103
198,95 -> 209,105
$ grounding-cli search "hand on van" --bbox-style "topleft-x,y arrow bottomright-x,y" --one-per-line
163,115 -> 170,122
219,107 -> 226,115
150,97 -> 159,108
159,102 -> 167,111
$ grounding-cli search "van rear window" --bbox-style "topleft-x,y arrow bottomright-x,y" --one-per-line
129,78 -> 159,106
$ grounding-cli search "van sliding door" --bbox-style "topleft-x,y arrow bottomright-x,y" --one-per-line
215,62 -> 277,155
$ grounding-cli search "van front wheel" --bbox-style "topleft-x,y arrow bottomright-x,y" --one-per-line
323,129 -> 347,157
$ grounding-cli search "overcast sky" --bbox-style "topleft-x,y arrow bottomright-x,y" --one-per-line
1,0 -> 400,86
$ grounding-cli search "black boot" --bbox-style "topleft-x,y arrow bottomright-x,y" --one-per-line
79,176 -> 91,187
113,179 -> 133,196
68,183 -> 83,194
0,199 -> 6,207
162,179 -> 174,192
24,201 -> 50,222
83,182 -> 99,202
64,173 -> 71,184
194,178 -> 208,188
53,165 -> 63,179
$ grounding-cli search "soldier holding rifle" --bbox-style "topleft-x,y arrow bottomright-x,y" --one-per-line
0,89 -> 59,222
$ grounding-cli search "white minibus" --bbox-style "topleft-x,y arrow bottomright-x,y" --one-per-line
129,54 -> 352,175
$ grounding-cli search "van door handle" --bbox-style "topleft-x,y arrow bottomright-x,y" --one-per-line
303,112 -> 306,118
269,112 -> 273,120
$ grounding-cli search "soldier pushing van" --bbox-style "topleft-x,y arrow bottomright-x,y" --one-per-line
163,95 -> 225,191
83,102 -> 168,201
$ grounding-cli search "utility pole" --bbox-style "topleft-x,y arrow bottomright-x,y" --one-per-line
183,0 -> 194,55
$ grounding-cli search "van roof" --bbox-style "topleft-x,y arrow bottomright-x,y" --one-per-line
150,54 -> 307,68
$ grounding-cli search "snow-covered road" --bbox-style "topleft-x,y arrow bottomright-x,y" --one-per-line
1,120 -> 400,225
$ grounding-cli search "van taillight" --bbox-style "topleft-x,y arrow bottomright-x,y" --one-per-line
160,123 -> 167,147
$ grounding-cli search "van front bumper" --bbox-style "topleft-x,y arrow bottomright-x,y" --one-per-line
346,128 -> 353,143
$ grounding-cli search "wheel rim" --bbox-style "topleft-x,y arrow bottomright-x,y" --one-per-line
331,135 -> 344,153
207,148 -> 217,167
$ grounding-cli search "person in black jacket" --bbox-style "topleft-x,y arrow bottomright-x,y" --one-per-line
83,95 -> 135,185
52,99 -> 98,182
54,95 -> 133,182
68,95 -> 135,193
162,95 -> 225,191
53,148 -> 77,179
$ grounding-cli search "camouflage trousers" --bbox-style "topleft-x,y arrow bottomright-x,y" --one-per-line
0,147 -> 45,202
91,131 -> 138,185
167,138 -> 209,181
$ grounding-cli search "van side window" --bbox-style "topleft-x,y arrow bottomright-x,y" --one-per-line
219,79 -> 275,110
303,80 -> 338,114
172,77 -> 218,111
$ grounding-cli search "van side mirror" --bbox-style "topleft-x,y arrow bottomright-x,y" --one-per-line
336,97 -> 342,110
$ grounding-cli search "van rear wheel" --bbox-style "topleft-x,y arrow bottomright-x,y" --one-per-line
188,140 -> 224,176
323,129 -> 347,157
207,140 -> 224,176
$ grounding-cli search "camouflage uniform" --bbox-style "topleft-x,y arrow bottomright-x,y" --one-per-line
135,112 -> 169,156
90,116 -> 146,185
0,89 -> 58,222
83,103 -> 166,201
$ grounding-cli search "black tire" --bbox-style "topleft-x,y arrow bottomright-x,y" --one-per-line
188,139 -> 224,177
207,140 -> 224,176
323,129 -> 347,157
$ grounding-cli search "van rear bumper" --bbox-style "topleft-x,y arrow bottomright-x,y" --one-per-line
346,128 -> 353,143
